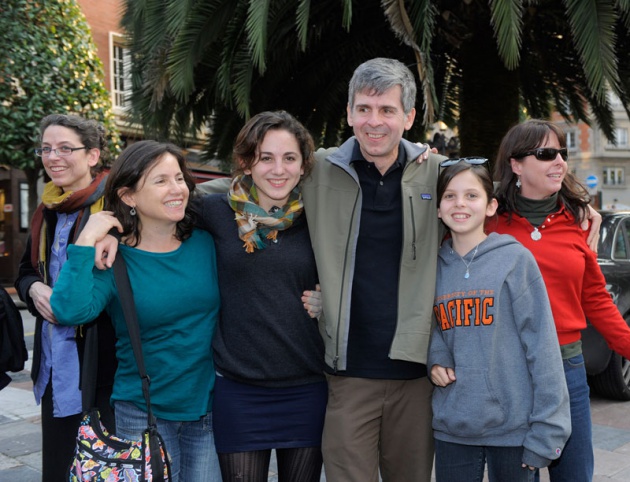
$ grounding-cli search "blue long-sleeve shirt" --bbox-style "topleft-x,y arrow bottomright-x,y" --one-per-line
34,211 -> 82,417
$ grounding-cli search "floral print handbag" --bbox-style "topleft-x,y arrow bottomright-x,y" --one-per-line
68,409 -> 170,481
68,255 -> 171,481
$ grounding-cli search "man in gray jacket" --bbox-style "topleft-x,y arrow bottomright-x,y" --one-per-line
196,58 -> 444,481
301,58 -> 444,482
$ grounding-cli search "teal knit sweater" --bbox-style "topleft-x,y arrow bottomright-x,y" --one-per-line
51,229 -> 220,421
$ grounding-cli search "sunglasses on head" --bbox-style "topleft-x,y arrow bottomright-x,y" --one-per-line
439,157 -> 488,168
513,147 -> 568,161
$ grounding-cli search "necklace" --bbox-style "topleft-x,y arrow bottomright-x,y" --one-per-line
531,227 -> 542,241
459,244 -> 479,279
531,214 -> 555,241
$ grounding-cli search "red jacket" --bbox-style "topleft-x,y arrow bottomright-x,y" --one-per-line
488,205 -> 630,358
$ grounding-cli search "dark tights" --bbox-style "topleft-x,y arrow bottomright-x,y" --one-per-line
218,447 -> 323,482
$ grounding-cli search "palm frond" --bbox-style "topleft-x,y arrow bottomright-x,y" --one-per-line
488,0 -> 524,70
564,0 -> 619,103
381,0 -> 436,125
167,1 -> 237,101
231,47 -> 255,118
616,0 -> 630,29
341,0 -> 352,31
245,0 -> 270,73
296,0 -> 311,50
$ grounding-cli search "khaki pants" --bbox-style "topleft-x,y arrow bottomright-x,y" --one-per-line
322,375 -> 434,482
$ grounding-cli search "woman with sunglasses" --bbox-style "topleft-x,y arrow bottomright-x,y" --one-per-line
491,119 -> 630,482
429,157 -> 570,481
14,113 -> 117,482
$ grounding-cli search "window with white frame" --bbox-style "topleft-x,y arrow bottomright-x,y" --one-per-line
111,34 -> 131,110
603,167 -> 625,186
607,127 -> 629,147
566,130 -> 577,150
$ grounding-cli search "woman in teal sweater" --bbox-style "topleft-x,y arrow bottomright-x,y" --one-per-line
51,140 -> 221,482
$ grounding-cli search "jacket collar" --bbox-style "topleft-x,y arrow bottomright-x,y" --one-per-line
326,136 -> 427,169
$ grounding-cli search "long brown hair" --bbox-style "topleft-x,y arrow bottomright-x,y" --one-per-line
493,119 -> 589,224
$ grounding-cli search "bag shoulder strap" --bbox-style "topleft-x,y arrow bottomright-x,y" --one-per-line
113,254 -> 168,482
112,254 -> 156,425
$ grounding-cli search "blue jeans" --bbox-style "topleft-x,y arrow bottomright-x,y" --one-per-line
114,401 -> 221,482
544,354 -> 593,482
434,439 -> 535,482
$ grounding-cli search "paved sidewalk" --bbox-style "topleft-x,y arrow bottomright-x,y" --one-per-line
2,289 -> 630,481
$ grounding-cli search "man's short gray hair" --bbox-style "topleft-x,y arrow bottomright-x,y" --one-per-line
348,58 -> 417,114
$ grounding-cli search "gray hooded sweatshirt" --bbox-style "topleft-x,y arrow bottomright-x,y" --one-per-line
429,232 -> 571,468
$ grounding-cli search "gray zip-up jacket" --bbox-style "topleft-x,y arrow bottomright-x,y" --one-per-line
301,137 -> 444,371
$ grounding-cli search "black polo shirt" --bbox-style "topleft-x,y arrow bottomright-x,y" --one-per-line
341,141 -> 426,379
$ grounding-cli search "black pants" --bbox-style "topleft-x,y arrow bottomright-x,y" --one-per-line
40,381 -> 114,481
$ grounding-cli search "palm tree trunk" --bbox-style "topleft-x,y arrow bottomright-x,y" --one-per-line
459,20 -> 520,168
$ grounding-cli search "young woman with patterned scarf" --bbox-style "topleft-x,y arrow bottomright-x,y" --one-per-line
91,111 -> 325,481
14,114 -> 117,482
191,111 -> 326,482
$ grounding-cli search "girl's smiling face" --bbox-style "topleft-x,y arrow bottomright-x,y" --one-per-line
438,169 -> 498,239
244,129 -> 304,212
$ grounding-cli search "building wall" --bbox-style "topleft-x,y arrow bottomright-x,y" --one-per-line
553,104 -> 630,210
76,0 -> 124,93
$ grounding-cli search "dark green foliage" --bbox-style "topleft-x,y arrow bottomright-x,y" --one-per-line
120,0 -> 630,163
0,0 -> 121,210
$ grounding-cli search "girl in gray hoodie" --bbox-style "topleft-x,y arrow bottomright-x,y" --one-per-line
428,158 -> 570,481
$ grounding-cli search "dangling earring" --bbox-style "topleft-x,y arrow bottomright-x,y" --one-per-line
516,176 -> 522,189
130,206 -> 137,216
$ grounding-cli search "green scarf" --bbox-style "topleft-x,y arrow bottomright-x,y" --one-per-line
228,174 -> 303,253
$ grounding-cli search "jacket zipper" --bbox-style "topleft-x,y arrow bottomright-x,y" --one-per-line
408,195 -> 417,260
334,188 -> 361,373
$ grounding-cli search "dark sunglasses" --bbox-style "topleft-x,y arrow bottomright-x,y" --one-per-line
513,147 -> 568,161
439,157 -> 488,168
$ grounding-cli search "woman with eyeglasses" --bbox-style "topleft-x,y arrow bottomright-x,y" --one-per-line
491,119 -> 630,482
429,157 -> 570,481
14,113 -> 117,482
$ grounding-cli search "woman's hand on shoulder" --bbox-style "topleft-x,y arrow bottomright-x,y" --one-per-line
430,364 -> 456,387
302,284 -> 322,319
75,211 -> 122,248
581,204 -> 601,253
28,281 -> 56,323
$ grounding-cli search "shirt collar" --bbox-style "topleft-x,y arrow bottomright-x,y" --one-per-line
350,139 -> 405,170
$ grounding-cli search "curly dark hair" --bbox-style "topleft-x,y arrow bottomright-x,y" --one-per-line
232,111 -> 316,178
40,114 -> 110,173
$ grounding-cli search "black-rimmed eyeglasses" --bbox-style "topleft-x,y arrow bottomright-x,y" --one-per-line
34,146 -> 89,157
512,147 -> 568,162
439,157 -> 489,168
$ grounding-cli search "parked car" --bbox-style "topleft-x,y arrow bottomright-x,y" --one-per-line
583,210 -> 630,400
